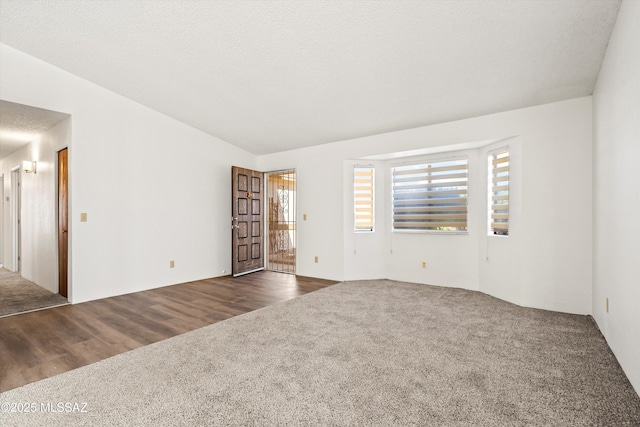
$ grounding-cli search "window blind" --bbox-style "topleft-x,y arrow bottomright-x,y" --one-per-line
392,158 -> 468,232
354,167 -> 374,231
490,148 -> 509,236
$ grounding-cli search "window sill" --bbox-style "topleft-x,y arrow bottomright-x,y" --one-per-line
392,230 -> 469,235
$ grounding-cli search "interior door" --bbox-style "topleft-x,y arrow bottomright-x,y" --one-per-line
58,148 -> 68,297
232,166 -> 265,276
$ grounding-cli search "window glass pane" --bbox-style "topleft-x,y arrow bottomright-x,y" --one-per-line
354,167 -> 374,232
392,158 -> 468,232
489,148 -> 509,236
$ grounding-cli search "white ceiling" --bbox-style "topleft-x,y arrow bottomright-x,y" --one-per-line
0,100 -> 69,161
0,1 -> 621,155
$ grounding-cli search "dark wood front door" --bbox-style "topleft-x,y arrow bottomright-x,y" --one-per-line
58,148 -> 68,297
232,166 -> 264,276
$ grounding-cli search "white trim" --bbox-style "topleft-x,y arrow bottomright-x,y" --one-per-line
0,173 -> 3,268
390,155 -> 470,234
264,168 -> 297,274
0,302 -> 70,319
389,152 -> 468,168
232,267 -> 265,277
487,146 -> 510,237
354,165 -> 375,233
10,167 -> 21,272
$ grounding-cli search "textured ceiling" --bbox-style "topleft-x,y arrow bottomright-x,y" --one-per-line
0,100 -> 69,161
0,1 -> 621,155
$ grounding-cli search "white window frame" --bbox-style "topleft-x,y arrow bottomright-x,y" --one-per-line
354,166 -> 375,232
488,146 -> 509,236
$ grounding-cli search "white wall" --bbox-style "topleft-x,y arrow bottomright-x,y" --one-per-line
383,149 -> 482,290
0,174 -> 3,267
0,152 -> 27,274
0,166 -> 10,272
478,138 -> 524,305
592,0 -> 640,394
1,42 -> 594,315
260,97 -> 593,315
0,160 -> 16,273
258,147 -> 345,281
0,43 -> 257,303
343,160 -> 386,281
0,117 -> 70,292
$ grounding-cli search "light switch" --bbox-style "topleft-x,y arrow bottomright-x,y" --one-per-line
303,214 -> 307,221
80,213 -> 88,222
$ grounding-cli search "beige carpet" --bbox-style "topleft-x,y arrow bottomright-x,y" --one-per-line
0,268 -> 68,317
1,279 -> 638,426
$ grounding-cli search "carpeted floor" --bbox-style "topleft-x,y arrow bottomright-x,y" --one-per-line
1,279 -> 638,426
0,268 -> 68,317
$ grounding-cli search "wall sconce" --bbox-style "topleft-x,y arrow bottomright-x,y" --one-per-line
22,160 -> 37,174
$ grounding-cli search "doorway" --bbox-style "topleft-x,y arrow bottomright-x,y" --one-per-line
0,101 -> 71,314
266,169 -> 296,273
10,167 -> 21,272
58,148 -> 68,297
230,167 -> 298,276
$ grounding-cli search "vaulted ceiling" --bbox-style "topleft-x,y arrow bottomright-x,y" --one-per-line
0,1 -> 621,155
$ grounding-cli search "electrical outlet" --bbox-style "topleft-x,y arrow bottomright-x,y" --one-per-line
314,256 -> 318,263
170,260 -> 175,268
421,261 -> 427,269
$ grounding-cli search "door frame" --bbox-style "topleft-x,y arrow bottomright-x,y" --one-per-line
0,173 -> 3,268
231,166 -> 265,277
230,167 -> 299,277
265,168 -> 297,274
10,166 -> 21,272
57,148 -> 69,298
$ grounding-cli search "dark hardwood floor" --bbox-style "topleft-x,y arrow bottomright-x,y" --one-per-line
0,271 -> 338,392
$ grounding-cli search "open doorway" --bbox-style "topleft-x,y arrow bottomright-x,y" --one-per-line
0,100 -> 71,316
0,162 -> 68,318
230,167 -> 297,276
58,148 -> 69,297
266,169 -> 296,273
